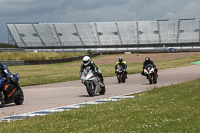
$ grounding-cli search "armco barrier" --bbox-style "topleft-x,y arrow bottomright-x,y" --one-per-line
0,60 -> 24,66
24,54 -> 100,65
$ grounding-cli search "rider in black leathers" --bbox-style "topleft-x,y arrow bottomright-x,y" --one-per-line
0,63 -> 21,89
80,56 -> 104,85
141,57 -> 158,77
0,63 -> 21,100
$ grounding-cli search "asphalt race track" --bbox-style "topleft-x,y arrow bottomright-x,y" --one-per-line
0,64 -> 200,117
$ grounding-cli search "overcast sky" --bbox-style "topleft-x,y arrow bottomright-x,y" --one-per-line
0,0 -> 200,43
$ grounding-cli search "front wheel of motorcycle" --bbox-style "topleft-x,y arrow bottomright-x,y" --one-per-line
117,74 -> 121,83
14,88 -> 24,105
148,75 -> 153,84
86,82 -> 95,97
0,98 -> 5,108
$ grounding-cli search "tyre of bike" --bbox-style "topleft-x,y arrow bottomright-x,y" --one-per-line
153,73 -> 157,84
117,74 -> 121,83
122,72 -> 126,83
85,81 -> 95,96
14,88 -> 24,105
148,74 -> 153,84
0,97 -> 5,108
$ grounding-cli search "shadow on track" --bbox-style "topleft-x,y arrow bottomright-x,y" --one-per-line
78,94 -> 100,97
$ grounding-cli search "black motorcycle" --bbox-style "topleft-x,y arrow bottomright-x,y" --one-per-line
116,65 -> 126,83
0,73 -> 24,108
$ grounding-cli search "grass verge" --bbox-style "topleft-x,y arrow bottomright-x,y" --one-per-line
8,54 -> 200,86
0,52 -> 86,60
0,43 -> 17,48
0,78 -> 199,132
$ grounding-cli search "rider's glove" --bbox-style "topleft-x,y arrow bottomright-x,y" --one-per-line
93,72 -> 98,75
10,76 -> 15,82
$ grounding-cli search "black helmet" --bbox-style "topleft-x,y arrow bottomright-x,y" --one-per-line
145,57 -> 150,62
118,57 -> 123,62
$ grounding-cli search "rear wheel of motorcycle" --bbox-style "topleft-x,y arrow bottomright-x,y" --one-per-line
117,74 -> 121,83
86,82 -> 95,97
122,75 -> 126,83
153,75 -> 157,84
122,78 -> 126,83
148,75 -> 153,84
99,86 -> 106,95
14,88 -> 24,105
0,98 -> 5,108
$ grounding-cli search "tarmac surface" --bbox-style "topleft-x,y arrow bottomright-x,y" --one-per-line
0,64 -> 200,117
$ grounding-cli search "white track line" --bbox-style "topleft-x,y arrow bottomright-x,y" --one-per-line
0,94 -> 136,122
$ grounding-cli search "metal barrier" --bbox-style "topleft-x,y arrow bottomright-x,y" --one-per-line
0,60 -> 24,66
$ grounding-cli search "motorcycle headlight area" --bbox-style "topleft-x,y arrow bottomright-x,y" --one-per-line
150,68 -> 154,73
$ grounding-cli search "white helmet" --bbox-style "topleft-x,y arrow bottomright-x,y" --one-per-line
83,56 -> 91,66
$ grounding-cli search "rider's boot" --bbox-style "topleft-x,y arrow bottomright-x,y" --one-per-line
100,78 -> 105,87
155,69 -> 158,77
125,71 -> 128,79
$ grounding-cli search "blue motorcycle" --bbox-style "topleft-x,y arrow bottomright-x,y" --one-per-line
0,73 -> 24,108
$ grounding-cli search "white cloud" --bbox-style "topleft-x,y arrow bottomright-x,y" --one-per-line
165,12 -> 176,18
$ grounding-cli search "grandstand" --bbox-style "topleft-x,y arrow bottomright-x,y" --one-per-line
7,19 -> 200,49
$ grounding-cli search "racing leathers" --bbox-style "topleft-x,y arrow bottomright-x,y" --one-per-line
0,63 -> 20,89
80,61 -> 104,84
115,60 -> 128,78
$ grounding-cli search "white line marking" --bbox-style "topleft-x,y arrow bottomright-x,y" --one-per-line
0,94 -> 136,122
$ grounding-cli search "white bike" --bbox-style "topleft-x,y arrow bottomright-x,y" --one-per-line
81,69 -> 106,96
144,64 -> 157,84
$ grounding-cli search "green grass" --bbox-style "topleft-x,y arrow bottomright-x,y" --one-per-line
8,53 -> 200,86
0,78 -> 199,132
0,52 -> 86,60
0,43 -> 17,48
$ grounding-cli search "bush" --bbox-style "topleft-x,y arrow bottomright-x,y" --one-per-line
87,50 -> 92,55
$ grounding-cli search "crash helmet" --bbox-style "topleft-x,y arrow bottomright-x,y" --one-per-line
118,57 -> 123,63
145,57 -> 150,62
83,56 -> 91,66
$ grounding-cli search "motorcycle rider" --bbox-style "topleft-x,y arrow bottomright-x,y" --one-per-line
141,57 -> 158,77
0,63 -> 21,90
115,57 -> 128,78
80,56 -> 104,86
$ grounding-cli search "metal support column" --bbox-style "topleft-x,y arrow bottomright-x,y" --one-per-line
199,20 -> 200,43
115,23 -> 123,45
157,21 -> 162,44
74,24 -> 84,46
53,24 -> 63,47
136,22 -> 139,45
14,24 -> 27,47
32,24 -> 46,47
176,20 -> 180,43
95,23 -> 101,46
